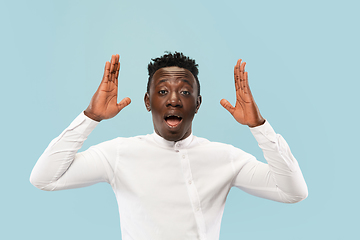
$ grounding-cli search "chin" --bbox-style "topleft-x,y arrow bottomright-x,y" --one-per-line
155,120 -> 191,142
162,132 -> 184,142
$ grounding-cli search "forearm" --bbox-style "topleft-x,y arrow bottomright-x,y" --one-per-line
249,121 -> 308,202
233,121 -> 308,203
30,112 -> 99,190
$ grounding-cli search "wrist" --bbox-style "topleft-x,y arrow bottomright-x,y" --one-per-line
84,110 -> 103,122
248,118 -> 265,128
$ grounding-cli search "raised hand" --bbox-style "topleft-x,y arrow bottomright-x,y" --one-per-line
220,59 -> 265,127
84,54 -> 131,122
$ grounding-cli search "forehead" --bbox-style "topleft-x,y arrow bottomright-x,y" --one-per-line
152,66 -> 196,85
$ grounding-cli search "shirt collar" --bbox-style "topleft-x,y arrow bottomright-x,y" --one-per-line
151,131 -> 194,149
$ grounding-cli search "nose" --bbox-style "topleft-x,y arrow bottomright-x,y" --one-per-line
166,91 -> 182,107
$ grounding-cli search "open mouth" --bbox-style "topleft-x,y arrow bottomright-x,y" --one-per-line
164,115 -> 183,128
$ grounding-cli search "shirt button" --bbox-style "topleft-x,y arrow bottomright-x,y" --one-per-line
182,155 -> 185,159
195,207 -> 200,212
188,180 -> 192,185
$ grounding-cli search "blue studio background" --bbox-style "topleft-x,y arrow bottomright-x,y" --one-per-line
1,0 -> 359,239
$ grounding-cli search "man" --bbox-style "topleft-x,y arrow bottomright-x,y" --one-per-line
30,52 -> 308,240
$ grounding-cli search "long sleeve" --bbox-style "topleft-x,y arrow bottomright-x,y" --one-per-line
231,120 -> 308,203
30,112 -> 115,191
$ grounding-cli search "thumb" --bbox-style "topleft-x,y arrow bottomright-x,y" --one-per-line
117,97 -> 131,111
220,99 -> 235,115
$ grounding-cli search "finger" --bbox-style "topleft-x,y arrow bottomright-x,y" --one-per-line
220,99 -> 235,115
240,62 -> 246,92
102,61 -> 111,83
238,60 -> 244,91
115,54 -> 120,85
117,97 -> 131,111
240,60 -> 246,72
110,55 -> 116,73
239,71 -> 253,103
115,54 -> 119,73
244,71 -> 249,94
234,65 -> 239,91
116,54 -> 119,67
234,59 -> 242,92
110,55 -> 118,83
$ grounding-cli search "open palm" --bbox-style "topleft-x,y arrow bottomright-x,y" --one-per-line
220,59 -> 265,127
84,54 -> 131,122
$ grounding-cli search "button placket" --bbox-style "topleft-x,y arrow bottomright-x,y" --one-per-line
179,149 -> 207,238
174,142 -> 180,152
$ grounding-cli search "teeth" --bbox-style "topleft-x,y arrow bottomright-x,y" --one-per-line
166,115 -> 181,118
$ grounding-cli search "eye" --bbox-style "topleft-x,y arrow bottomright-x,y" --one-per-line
180,90 -> 190,95
158,90 -> 168,95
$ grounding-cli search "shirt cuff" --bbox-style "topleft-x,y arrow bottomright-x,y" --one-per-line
249,120 -> 277,144
66,111 -> 100,137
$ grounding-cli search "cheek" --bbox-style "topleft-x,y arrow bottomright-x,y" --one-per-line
150,103 -> 164,121
184,102 -> 198,116
149,97 -> 162,111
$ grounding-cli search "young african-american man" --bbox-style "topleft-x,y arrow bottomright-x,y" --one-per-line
30,52 -> 308,240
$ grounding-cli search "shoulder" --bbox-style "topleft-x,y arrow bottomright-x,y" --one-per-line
192,136 -> 235,149
191,136 -> 253,160
192,136 -> 228,147
91,134 -> 153,150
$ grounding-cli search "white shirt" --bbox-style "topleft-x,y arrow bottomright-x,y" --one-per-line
30,112 -> 308,240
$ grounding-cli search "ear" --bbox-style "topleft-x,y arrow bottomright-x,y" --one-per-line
144,93 -> 151,112
195,95 -> 202,113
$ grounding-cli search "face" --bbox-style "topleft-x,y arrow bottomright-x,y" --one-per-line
144,66 -> 201,142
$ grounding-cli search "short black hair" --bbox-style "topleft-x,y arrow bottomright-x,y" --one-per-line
147,52 -> 200,96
